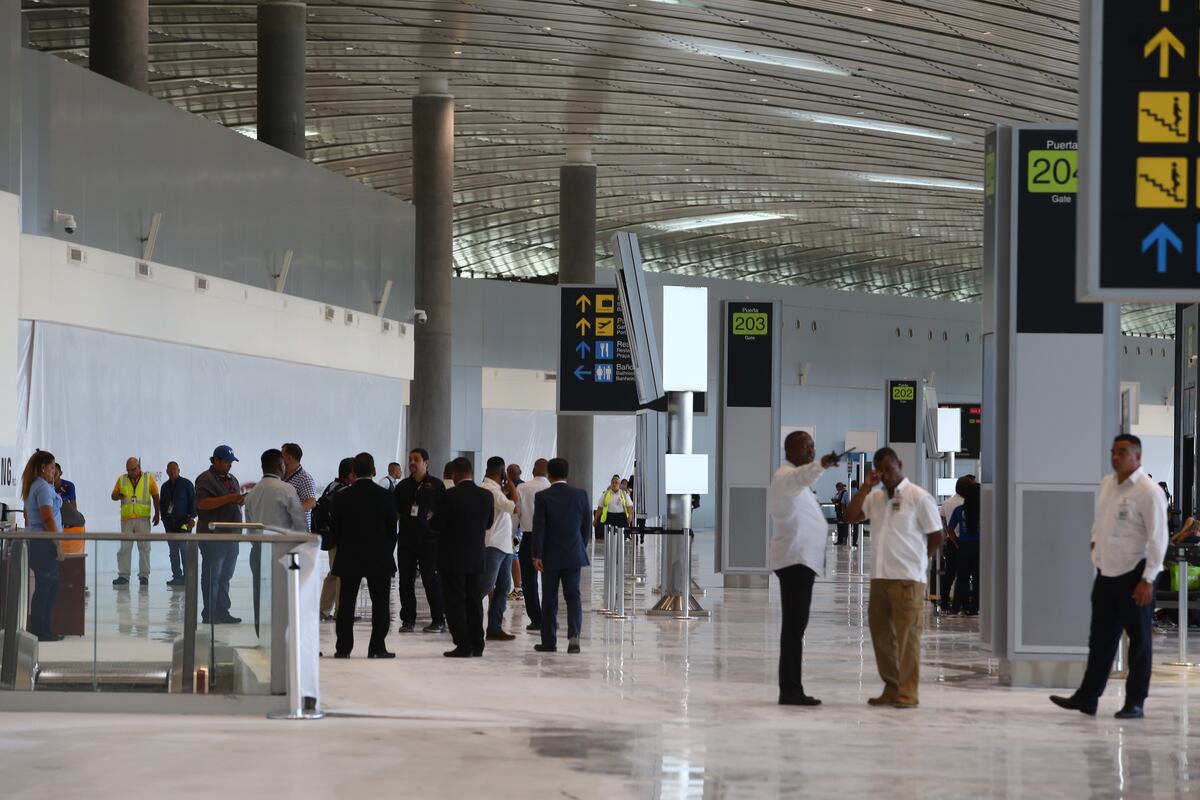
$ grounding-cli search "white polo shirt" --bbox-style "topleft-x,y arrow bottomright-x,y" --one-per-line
481,477 -> 516,554
767,461 -> 829,575
1091,467 -> 1168,582
863,478 -> 943,582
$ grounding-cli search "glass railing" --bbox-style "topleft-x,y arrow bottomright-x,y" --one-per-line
0,526 -> 316,713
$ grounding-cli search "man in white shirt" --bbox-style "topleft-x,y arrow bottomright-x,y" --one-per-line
768,431 -> 841,707
480,456 -> 518,641
1051,434 -> 1168,720
516,458 -> 552,632
845,447 -> 944,709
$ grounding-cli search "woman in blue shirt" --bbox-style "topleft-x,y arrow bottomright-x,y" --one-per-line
21,450 -> 65,641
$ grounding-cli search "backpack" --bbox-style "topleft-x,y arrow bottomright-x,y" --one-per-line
312,482 -> 342,550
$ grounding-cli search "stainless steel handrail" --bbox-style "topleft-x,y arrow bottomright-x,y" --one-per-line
0,530 -> 316,544
0,525 -> 320,717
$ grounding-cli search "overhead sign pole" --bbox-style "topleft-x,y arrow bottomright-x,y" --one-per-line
1079,0 -> 1200,300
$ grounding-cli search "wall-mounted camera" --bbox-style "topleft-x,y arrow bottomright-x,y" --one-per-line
413,309 -> 428,325
54,210 -> 77,235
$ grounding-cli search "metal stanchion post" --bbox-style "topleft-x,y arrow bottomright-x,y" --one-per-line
1168,549 -> 1195,667
597,525 -> 614,615
610,527 -> 630,620
268,551 -> 323,720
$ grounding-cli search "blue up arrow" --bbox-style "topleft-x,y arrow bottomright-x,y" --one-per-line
573,365 -> 591,381
1142,222 -> 1182,273
575,341 -> 591,359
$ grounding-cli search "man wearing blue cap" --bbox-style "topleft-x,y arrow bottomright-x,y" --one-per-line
195,445 -> 245,624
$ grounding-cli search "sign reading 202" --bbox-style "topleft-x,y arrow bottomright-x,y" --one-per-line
731,312 -> 769,336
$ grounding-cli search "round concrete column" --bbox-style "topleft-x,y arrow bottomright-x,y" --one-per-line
410,75 -> 454,469
89,0 -> 149,93
557,147 -> 597,504
257,2 -> 307,157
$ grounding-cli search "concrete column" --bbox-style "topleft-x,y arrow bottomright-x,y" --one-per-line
89,0 -> 149,93
257,2 -> 306,158
558,147 -> 597,504
410,75 -> 454,469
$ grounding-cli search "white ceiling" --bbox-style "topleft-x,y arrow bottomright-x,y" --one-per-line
20,0 -> 1174,336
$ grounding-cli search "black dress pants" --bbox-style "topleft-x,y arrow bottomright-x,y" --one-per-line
1077,562 -> 1154,707
443,571 -> 484,654
335,572 -> 392,656
397,533 -> 444,626
775,563 -> 816,698
954,540 -> 979,613
518,539 -> 542,627
940,543 -> 958,610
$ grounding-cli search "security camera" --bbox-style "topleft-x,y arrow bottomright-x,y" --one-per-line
53,210 -> 77,235
413,309 -> 428,325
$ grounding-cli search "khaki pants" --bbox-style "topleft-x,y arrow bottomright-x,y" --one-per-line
319,546 -> 340,615
868,579 -> 925,704
118,517 -> 152,578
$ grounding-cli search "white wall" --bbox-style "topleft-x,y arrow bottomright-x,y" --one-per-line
15,321 -> 406,536
19,235 -> 413,380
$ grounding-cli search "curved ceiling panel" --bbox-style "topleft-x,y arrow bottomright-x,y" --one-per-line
20,0 -> 1173,336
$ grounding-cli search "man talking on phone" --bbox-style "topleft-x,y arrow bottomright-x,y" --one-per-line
767,431 -> 842,706
845,447 -> 943,709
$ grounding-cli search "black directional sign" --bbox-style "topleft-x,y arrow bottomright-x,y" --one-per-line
1080,0 -> 1200,299
558,285 -> 640,414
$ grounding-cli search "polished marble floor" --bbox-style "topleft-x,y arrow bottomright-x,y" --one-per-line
2,533 -> 1199,798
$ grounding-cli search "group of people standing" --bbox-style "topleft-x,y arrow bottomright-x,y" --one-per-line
319,449 -> 592,659
768,430 -> 1168,719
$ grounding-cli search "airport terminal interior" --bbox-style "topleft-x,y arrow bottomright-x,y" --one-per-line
0,1 -> 1195,797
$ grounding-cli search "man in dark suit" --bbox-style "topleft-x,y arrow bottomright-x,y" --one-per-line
532,457 -> 591,654
433,457 -> 494,658
330,452 -> 398,659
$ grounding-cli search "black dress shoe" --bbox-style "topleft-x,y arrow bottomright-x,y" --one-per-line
534,644 -> 556,652
779,694 -> 822,707
423,622 -> 447,633
368,650 -> 396,659
1115,705 -> 1145,719
112,577 -> 129,586
139,577 -> 149,586
333,652 -> 350,659
1050,694 -> 1097,716
472,650 -> 484,657
397,623 -> 415,633
567,642 -> 581,654
36,632 -> 64,642
443,648 -> 473,658
526,623 -> 541,632
215,615 -> 242,624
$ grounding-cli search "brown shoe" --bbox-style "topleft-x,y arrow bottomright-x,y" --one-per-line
485,630 -> 516,641
867,694 -> 898,706
892,698 -> 919,708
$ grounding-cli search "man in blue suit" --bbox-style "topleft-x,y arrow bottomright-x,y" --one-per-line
532,457 -> 591,654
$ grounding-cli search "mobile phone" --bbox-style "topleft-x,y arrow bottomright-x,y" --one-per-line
831,447 -> 858,462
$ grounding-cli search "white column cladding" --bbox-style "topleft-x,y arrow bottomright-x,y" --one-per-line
0,191 -> 18,493
982,124 -> 1120,687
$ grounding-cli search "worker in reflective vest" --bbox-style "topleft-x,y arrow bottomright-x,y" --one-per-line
110,457 -> 160,587
594,474 -> 633,532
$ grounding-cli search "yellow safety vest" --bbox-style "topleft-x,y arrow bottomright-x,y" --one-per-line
118,474 -> 152,520
598,489 -> 631,523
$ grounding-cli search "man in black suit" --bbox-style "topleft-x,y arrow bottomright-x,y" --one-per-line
330,452 -> 398,659
433,457 -> 494,658
532,457 -> 591,654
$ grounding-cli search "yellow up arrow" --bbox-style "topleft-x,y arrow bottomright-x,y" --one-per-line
1144,27 -> 1185,78
575,294 -> 592,312
575,318 -> 591,334
1160,0 -> 1169,11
